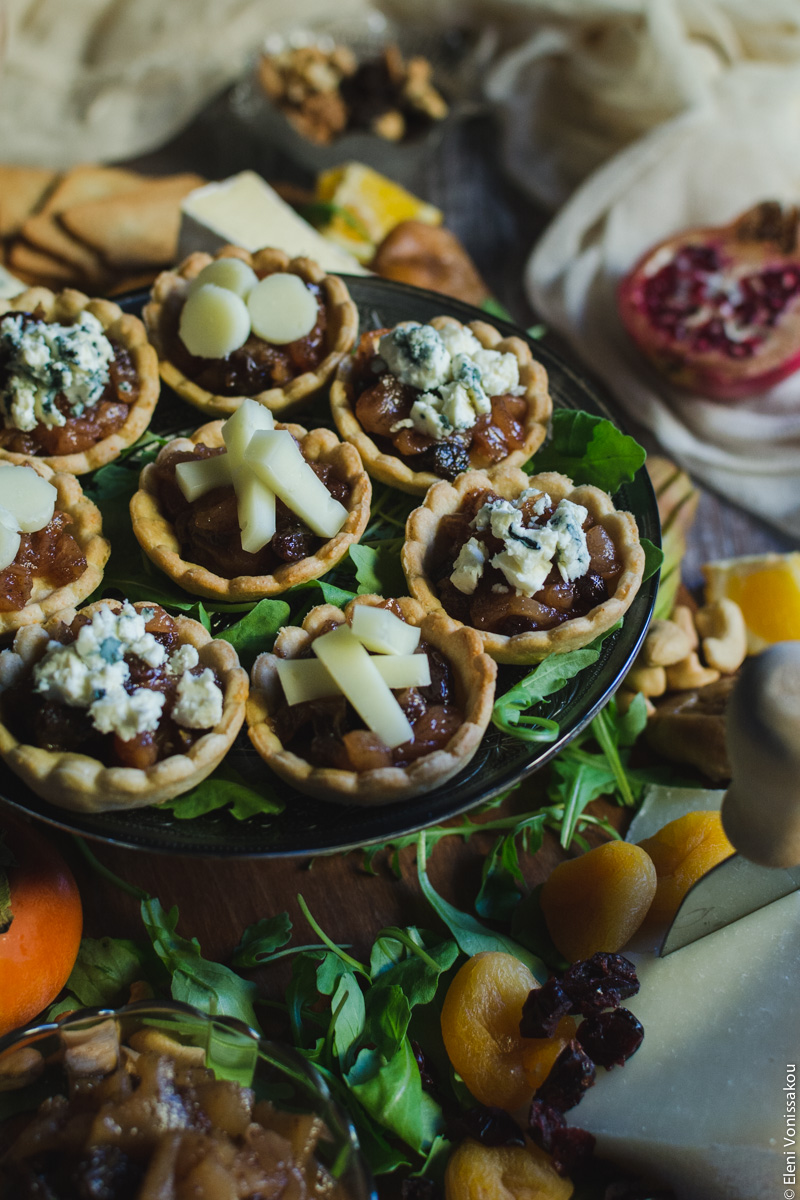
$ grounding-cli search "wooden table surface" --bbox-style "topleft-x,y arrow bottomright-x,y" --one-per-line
20,100 -> 800,1061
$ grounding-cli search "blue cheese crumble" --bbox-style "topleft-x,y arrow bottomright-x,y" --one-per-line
451,492 -> 590,597
31,601 -> 223,741
0,311 -> 114,432
377,322 -> 524,441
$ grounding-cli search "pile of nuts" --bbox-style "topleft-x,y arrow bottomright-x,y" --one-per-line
619,598 -> 747,715
258,42 -> 449,145
618,598 -> 748,782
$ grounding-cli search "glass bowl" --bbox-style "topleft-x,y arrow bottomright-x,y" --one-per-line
0,999 -> 376,1199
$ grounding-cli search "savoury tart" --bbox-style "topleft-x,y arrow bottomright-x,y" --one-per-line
0,599 -> 249,812
402,467 -> 645,664
130,419 -> 371,601
0,287 -> 159,475
144,246 -> 359,417
0,455 -> 110,635
246,595 -> 496,805
330,316 -> 552,495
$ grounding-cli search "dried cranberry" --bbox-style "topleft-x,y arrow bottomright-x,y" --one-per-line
519,978 -> 572,1039
576,1007 -> 644,1068
411,1040 -> 438,1095
535,1041 -> 596,1112
549,1125 -> 597,1177
417,433 -> 471,480
528,1098 -> 565,1147
451,1106 -> 526,1148
560,953 -> 640,1017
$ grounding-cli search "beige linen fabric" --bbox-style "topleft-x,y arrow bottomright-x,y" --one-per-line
0,0 -> 370,166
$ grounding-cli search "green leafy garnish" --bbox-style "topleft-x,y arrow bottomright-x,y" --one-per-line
530,409 -> 646,492
217,598 -> 291,668
160,763 -> 284,821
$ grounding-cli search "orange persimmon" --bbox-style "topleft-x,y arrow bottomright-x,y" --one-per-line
0,816 -> 83,1037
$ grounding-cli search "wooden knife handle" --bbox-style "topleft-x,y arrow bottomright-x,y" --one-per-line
722,642 -> 800,868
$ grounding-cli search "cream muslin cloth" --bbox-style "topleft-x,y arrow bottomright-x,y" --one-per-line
526,62 -> 800,538
0,0 -> 371,167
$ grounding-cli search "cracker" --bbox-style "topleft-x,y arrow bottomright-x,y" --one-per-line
39,164 -> 147,215
61,173 -> 205,269
7,240 -> 78,287
0,166 -> 59,238
20,212 -> 107,282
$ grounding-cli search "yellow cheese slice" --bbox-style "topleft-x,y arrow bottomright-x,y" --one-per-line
245,429 -> 347,539
276,652 -> 430,705
175,454 -> 232,502
221,398 -> 275,468
311,625 -> 412,749
221,400 -> 277,553
350,604 -> 421,655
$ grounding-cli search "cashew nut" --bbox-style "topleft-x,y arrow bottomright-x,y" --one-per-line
625,663 -> 668,697
616,687 -> 656,717
641,618 -> 693,667
695,598 -> 747,674
665,652 -> 720,691
672,604 -> 700,651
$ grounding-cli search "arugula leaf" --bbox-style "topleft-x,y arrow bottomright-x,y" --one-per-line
530,410 -> 646,492
347,1039 -> 443,1153
474,814 -> 548,923
416,832 -> 545,976
349,541 -> 406,597
46,936 -> 159,1018
492,625 -> 619,741
369,930 -> 459,1008
216,598 -> 291,667
159,763 -> 283,821
231,913 -> 293,968
141,897 -> 261,1031
640,536 -> 663,583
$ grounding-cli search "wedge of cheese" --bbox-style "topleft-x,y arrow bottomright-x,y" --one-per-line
178,172 -> 369,275
350,604 -> 421,656
245,429 -> 347,540
311,625 -> 412,749
175,454 -> 232,502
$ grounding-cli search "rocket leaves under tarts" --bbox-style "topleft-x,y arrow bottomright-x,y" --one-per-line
216,598 -> 291,668
159,763 -> 284,821
529,409 -> 646,493
140,897 -> 260,1033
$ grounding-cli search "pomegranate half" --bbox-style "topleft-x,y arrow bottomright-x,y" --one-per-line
617,201 -> 800,401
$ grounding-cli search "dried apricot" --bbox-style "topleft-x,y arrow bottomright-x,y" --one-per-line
638,810 -> 734,925
440,951 -> 541,1111
444,1138 -> 573,1200
539,841 -> 657,963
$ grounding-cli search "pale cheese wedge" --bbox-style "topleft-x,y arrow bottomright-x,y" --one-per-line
350,604 -> 421,655
235,469 -> 276,554
188,257 -> 259,298
245,429 -> 347,539
222,398 -> 275,468
179,283 -> 251,358
175,454 -> 232,503
311,625 -> 412,749
0,508 -> 21,571
276,652 -> 430,705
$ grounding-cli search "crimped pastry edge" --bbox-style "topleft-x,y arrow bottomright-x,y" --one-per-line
401,465 -> 645,664
0,287 -> 159,475
130,418 -> 372,601
330,315 -> 552,496
246,594 -> 496,804
0,599 -> 249,811
143,247 -> 359,417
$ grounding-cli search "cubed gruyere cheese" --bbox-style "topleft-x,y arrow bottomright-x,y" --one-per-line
350,604 -> 421,655
175,453 -> 232,503
178,172 -> 369,275
311,625 -> 412,749
245,429 -> 347,540
276,652 -> 431,705
0,463 -> 57,532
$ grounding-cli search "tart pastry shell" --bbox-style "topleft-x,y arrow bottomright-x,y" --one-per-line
0,455 -> 110,636
246,595 -> 497,805
402,466 -> 646,664
330,315 -> 552,495
0,288 -> 159,475
144,247 -> 359,417
0,600 -> 249,812
130,419 -> 372,601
